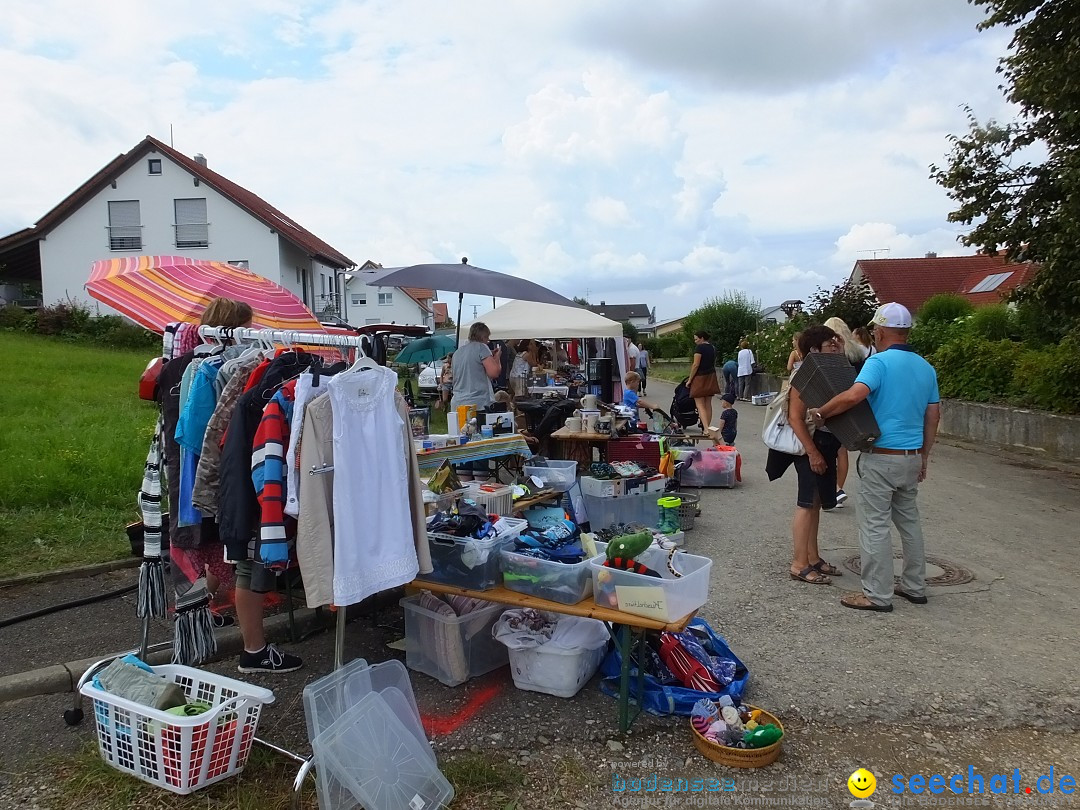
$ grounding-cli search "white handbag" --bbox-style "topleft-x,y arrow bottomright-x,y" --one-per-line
761,385 -> 809,456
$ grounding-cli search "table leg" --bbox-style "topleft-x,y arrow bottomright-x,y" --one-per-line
617,623 -> 631,733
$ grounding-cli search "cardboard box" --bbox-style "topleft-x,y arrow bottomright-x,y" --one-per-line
580,476 -> 623,498
790,353 -> 881,451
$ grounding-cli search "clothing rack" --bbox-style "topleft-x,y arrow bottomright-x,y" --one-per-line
66,324 -> 376,809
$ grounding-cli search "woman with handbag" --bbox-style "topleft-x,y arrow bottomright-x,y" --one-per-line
762,325 -> 845,585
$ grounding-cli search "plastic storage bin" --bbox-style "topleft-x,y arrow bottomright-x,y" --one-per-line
582,490 -> 661,531
463,483 -> 513,516
401,595 -> 509,686
507,642 -> 609,698
589,546 -> 712,623
675,447 -> 738,488
312,692 -> 454,810
80,664 -> 274,795
499,541 -> 607,605
425,517 -> 528,590
523,460 -> 578,492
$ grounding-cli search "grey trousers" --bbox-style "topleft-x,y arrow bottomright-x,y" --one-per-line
856,452 -> 926,605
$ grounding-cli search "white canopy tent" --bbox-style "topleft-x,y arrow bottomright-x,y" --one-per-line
462,299 -> 629,395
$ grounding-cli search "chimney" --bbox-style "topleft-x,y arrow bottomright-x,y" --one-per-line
600,300 -> 606,306
925,251 -> 937,259
194,153 -> 207,167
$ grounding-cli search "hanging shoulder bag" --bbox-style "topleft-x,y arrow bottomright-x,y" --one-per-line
761,384 -> 810,456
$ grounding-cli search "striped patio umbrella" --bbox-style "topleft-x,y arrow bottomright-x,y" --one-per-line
86,255 -> 324,334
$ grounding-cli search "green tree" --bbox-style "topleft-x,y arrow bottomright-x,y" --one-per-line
572,296 -> 590,306
807,278 -> 877,328
682,291 -> 762,359
917,293 -> 975,324
622,321 -> 639,342
930,0 -> 1080,338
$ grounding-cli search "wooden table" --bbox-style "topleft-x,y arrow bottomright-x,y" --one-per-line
550,424 -> 623,466
411,579 -> 696,732
415,433 -> 533,475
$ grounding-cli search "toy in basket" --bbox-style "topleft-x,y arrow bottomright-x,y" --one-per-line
689,700 -> 784,768
80,663 -> 274,794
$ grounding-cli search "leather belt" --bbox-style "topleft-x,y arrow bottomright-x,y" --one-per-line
865,447 -> 922,456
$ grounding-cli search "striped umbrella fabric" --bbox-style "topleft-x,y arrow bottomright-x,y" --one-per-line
86,255 -> 325,334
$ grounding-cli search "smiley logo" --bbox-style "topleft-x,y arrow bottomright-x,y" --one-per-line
848,768 -> 877,799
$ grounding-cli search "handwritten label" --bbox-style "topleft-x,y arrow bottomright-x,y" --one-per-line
614,585 -> 668,621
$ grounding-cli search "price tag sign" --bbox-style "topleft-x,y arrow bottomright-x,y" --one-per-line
614,585 -> 668,621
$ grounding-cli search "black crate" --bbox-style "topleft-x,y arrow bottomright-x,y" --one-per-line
790,353 -> 880,451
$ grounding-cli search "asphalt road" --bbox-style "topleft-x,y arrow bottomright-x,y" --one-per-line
1,379 -> 1078,807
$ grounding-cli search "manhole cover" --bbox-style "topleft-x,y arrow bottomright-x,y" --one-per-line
843,554 -> 974,586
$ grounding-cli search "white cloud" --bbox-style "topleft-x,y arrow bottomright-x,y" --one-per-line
0,0 -> 1018,321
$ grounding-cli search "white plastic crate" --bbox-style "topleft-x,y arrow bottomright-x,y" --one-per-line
463,482 -> 514,516
80,664 -> 274,795
401,595 -> 508,686
589,546 -> 712,623
507,643 -> 608,698
425,516 -> 529,590
523,460 -> 578,492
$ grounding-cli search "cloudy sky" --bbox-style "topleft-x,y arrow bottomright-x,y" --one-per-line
1,0 -> 1014,321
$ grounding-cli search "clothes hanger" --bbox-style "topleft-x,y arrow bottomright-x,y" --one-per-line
342,344 -> 379,375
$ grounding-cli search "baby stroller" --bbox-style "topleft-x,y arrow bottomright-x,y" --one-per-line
671,378 -> 701,430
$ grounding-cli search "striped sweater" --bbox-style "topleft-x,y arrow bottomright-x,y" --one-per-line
252,379 -> 296,569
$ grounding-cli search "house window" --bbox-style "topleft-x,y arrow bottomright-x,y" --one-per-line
147,159 -> 162,175
107,200 -> 142,250
378,292 -> 393,305
228,260 -> 249,268
351,293 -> 367,306
174,198 -> 209,248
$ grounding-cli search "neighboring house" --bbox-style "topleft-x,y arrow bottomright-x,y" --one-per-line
0,135 -> 355,317
433,302 -> 449,326
851,253 -> 1037,314
760,305 -> 789,324
344,261 -> 436,329
650,315 -> 687,337
586,301 -> 655,331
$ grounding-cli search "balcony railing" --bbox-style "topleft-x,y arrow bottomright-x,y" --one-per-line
174,223 -> 209,249
316,293 -> 341,318
107,225 -> 143,251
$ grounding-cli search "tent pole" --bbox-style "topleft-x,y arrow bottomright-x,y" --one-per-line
455,292 -> 463,347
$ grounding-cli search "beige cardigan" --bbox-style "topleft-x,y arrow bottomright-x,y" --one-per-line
295,390 -> 432,608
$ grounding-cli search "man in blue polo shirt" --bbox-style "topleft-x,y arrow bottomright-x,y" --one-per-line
811,303 -> 940,613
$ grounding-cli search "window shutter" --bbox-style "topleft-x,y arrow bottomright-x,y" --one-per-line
108,200 -> 140,227
174,198 -> 208,247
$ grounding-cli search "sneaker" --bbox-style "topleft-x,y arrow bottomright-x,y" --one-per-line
237,644 -> 303,674
211,612 -> 236,629
836,489 -> 848,506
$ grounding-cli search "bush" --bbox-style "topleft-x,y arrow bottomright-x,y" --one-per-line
909,318 -> 964,356
932,335 -> 1023,402
656,333 -> 690,359
808,278 -> 877,328
1010,331 -> 1080,414
918,294 -> 974,324
35,300 -> 93,335
965,304 -> 1015,341
0,304 -> 30,329
748,317 -> 807,375
682,291 -> 762,360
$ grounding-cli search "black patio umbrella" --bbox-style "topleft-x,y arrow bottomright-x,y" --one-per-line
357,258 -> 577,345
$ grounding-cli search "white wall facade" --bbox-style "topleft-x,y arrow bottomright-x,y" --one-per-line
38,150 -> 329,315
344,279 -> 432,327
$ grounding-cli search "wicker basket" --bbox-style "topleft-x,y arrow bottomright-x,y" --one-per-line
690,705 -> 784,768
671,491 -> 700,531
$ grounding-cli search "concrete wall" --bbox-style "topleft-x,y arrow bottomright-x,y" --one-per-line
939,399 -> 1080,461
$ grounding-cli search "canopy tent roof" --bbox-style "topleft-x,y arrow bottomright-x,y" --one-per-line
463,299 -> 624,341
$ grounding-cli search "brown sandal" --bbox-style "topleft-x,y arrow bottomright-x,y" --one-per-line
840,593 -> 893,612
790,565 -> 832,585
811,560 -> 842,576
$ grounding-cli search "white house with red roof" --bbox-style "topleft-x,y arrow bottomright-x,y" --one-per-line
851,252 -> 1038,314
343,260 -> 437,329
0,136 -> 356,316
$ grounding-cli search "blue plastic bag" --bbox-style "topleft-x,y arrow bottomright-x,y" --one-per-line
598,617 -> 749,716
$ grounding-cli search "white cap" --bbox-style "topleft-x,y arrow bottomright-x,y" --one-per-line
869,302 -> 912,328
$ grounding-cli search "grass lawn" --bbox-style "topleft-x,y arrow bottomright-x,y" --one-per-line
0,332 -> 156,575
649,357 -> 693,384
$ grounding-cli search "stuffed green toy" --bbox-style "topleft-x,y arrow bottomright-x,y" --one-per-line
743,723 -> 783,748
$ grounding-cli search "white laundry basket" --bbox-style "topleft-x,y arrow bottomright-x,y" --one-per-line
507,643 -> 609,698
80,664 -> 274,795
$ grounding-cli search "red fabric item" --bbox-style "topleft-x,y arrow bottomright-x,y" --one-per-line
659,632 -> 721,692
568,340 -> 579,365
714,445 -> 742,482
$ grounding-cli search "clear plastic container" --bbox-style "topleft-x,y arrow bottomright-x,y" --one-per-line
424,517 -> 528,590
523,460 -> 578,492
581,490 -> 662,531
499,540 -> 608,605
589,546 -> 712,623
676,447 -> 738,488
401,595 -> 508,686
312,692 -> 454,810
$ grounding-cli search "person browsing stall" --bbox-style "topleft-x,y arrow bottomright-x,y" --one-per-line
622,371 -> 660,413
706,393 -> 738,445
687,330 -> 721,429
450,322 -> 500,411
811,303 -> 940,612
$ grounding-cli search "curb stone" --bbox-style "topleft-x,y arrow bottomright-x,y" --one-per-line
0,607 -> 324,706
0,558 -> 141,590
